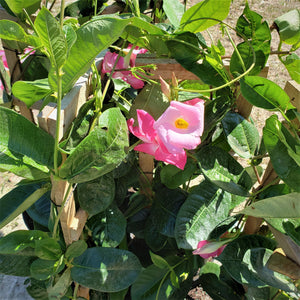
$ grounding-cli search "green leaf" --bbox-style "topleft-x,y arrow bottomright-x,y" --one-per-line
47,267 -> 72,300
53,16 -> 131,93
77,173 -> 115,216
145,187 -> 186,250
282,221 -> 300,246
87,204 -> 126,248
65,240 -> 87,260
71,247 -> 142,292
162,0 -> 184,28
35,7 -> 67,71
282,53 -> 300,83
274,9 -> 300,45
263,115 -> 300,191
4,0 -> 41,16
222,111 -> 259,158
0,230 -> 49,254
180,0 -> 231,33
0,106 -> 60,169
0,184 -> 50,229
240,76 -> 293,111
30,258 -> 64,280
175,180 -> 231,249
0,20 -> 41,47
199,262 -> 221,278
149,251 -> 170,269
241,193 -> 300,218
129,83 -> 169,122
160,158 -> 198,189
34,238 -> 62,260
12,78 -> 51,108
196,146 -> 252,196
59,108 -> 128,183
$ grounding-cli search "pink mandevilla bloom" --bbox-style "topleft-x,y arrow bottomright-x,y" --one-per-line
0,50 -> 8,91
153,98 -> 205,154
192,240 -> 226,259
102,45 -> 147,89
127,110 -> 187,169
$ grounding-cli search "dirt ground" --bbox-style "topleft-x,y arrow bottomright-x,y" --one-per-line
0,0 -> 300,299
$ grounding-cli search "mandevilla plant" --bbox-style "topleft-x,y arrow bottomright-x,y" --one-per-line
0,0 -> 299,299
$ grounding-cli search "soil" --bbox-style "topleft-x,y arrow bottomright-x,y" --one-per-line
1,0 -> 300,299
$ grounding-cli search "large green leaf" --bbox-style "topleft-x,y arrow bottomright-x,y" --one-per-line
0,184 -> 50,229
129,83 -> 169,122
162,0 -> 184,28
71,247 -> 142,292
218,236 -> 298,293
282,53 -> 300,83
241,193 -> 300,218
240,76 -> 294,111
175,180 -> 231,249
30,258 -> 64,280
50,16 -> 131,93
131,256 -> 193,300
12,78 -> 51,108
34,238 -> 62,260
222,111 -> 259,158
77,173 -> 115,216
0,106 -> 60,170
87,204 -> 126,248
59,108 -> 128,183
145,187 -> 186,251
180,0 -> 231,33
0,20 -> 41,48
263,115 -> 300,191
196,146 -> 252,196
3,0 -> 41,16
34,7 -> 67,71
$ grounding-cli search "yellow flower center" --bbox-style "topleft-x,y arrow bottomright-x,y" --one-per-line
175,118 -> 189,129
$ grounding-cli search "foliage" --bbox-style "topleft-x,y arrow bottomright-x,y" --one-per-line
0,0 -> 299,299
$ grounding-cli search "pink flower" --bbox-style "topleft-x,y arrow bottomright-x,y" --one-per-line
102,45 -> 147,89
153,99 -> 205,154
0,50 -> 8,91
192,240 -> 226,259
127,110 -> 187,169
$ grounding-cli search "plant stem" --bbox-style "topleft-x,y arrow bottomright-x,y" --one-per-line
23,9 -> 39,36
52,183 -> 72,239
59,0 -> 65,28
73,282 -> 79,300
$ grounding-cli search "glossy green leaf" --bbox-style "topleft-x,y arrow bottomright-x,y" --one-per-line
274,9 -> 300,45
71,247 -> 142,292
34,238 -> 62,260
160,158 -> 198,189
0,106 -> 60,169
34,7 -> 67,70
59,108 -> 128,183
30,258 -> 64,280
129,83 -> 169,122
53,16 -> 131,93
240,76 -> 293,111
282,53 -> 300,83
222,111 -> 259,158
47,268 -> 72,300
65,240 -> 87,260
131,256 -> 193,300
87,204 -> 126,248
149,251 -> 170,269
0,230 -> 48,254
0,20 -> 41,47
145,187 -> 186,250
77,173 -> 115,216
175,180 -> 231,249
0,184 -> 50,229
196,146 -> 252,196
12,78 -> 51,108
3,0 -> 41,16
180,0 -> 231,32
241,193 -> 300,218
162,0 -> 184,28
263,115 -> 300,191
199,262 -> 221,278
